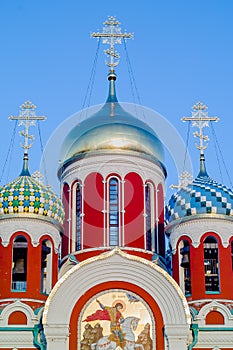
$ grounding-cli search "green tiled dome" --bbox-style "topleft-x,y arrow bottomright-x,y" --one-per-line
0,175 -> 64,225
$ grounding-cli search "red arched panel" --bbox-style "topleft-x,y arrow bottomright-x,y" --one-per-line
83,173 -> 104,248
157,183 -> 165,256
206,310 -> 224,325
124,173 -> 144,248
8,311 -> 27,325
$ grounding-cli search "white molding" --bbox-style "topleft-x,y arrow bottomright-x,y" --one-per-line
164,324 -> 190,350
197,331 -> 233,347
0,331 -> 34,348
0,218 -> 61,250
166,218 -> 233,250
0,298 -> 45,304
60,152 -> 165,192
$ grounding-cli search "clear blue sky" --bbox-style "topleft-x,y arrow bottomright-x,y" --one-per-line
0,0 -> 232,199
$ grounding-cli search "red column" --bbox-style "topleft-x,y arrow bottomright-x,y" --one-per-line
83,172 -> 104,249
124,173 -> 144,248
189,244 -> 205,300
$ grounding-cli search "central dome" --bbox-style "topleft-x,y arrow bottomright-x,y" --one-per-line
60,74 -> 165,170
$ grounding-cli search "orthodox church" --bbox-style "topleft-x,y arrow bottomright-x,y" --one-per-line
0,17 -> 232,350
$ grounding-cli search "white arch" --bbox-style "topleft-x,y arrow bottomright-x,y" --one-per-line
196,300 -> 233,327
0,300 -> 37,326
43,248 -> 190,350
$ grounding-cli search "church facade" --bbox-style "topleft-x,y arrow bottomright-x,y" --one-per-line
0,17 -> 232,350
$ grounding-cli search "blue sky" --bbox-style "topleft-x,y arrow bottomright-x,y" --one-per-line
0,0 -> 232,199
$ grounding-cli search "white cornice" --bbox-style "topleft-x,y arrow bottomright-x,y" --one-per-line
60,152 -> 165,191
166,217 -> 233,250
0,217 -> 61,250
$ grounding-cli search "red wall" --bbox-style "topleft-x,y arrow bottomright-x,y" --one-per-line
206,310 -> 224,324
8,311 -> 27,325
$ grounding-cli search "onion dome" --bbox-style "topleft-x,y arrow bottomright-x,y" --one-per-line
59,72 -> 165,173
0,156 -> 64,225
166,157 -> 233,223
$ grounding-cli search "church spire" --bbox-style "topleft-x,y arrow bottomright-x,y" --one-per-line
9,101 -> 46,176
182,101 -> 219,178
91,16 -> 133,102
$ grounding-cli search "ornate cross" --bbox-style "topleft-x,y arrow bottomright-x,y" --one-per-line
32,170 -> 44,183
182,101 -> 219,156
91,16 -> 133,70
170,171 -> 193,189
9,101 -> 46,155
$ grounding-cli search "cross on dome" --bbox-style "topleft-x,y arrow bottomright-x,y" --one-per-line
32,170 -> 44,184
9,101 -> 46,155
170,171 -> 193,190
182,101 -> 219,156
182,101 -> 219,178
9,101 -> 46,176
91,16 -> 133,72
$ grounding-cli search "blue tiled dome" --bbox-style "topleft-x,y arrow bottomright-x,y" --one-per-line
0,175 -> 64,225
166,172 -> 233,223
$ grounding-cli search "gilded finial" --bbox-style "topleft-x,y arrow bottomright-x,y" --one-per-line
91,16 -> 133,71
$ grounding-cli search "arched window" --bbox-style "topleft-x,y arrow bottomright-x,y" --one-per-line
179,240 -> 192,295
41,239 -> 52,294
204,236 -> 220,292
76,183 -> 82,250
108,178 -> 119,246
145,183 -> 153,251
12,236 -> 28,292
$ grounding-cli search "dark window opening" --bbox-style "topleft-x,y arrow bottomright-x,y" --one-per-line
180,240 -> 192,295
12,236 -> 28,292
41,240 -> 51,294
204,236 -> 219,292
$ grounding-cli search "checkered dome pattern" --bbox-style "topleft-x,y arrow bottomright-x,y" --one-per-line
0,176 -> 64,224
166,176 -> 233,222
